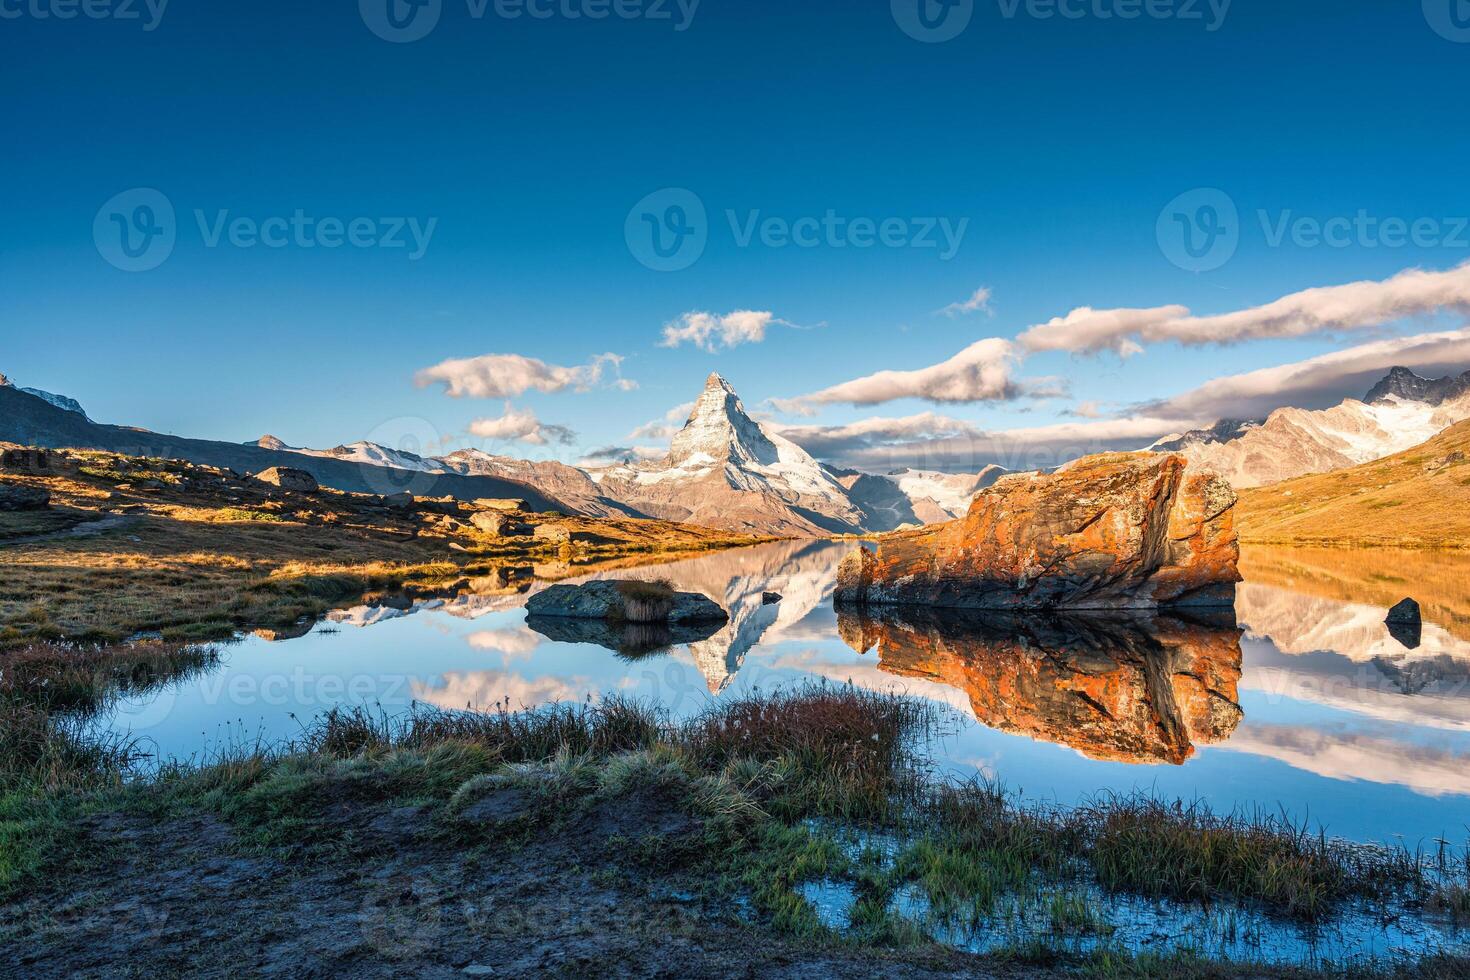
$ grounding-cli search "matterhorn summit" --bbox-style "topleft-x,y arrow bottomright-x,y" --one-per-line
669,373 -> 783,468
602,373 -> 870,536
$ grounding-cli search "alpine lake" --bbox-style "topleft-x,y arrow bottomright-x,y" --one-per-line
89,539 -> 1470,967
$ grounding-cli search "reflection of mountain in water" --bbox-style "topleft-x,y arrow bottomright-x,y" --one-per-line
1237,583 -> 1470,695
579,540 -> 849,692
312,540 -> 849,693
839,607 -> 1244,765
1239,545 -> 1470,646
525,615 -> 727,659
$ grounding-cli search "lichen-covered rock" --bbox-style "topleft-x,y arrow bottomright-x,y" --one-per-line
835,453 -> 1239,611
532,524 -> 572,544
526,580 -> 728,626
473,498 -> 527,513
471,511 -> 529,537
252,467 -> 319,492
838,605 -> 1243,765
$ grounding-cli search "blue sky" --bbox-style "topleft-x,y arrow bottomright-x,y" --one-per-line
4,0 -> 1470,470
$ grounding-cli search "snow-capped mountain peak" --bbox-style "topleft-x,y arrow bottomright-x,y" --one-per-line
668,373 -> 781,469
0,375 -> 89,420
262,373 -> 1003,535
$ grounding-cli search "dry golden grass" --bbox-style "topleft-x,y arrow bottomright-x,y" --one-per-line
1236,420 -> 1470,549
1240,544 -> 1470,645
0,448 -> 765,646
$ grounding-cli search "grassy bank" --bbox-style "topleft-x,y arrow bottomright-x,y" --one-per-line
2,647 -> 1465,977
1236,420 -> 1470,549
0,447 -> 765,647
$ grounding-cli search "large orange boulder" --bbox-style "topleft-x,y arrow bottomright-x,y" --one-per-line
835,453 -> 1239,611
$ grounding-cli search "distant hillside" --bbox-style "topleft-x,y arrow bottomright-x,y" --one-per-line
1236,419 -> 1470,548
0,387 -> 563,511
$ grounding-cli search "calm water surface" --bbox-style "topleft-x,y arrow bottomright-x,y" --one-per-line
99,541 -> 1470,848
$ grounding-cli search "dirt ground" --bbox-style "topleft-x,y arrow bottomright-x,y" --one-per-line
0,788 -> 1037,980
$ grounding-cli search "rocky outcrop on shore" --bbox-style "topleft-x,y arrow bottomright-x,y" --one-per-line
835,453 -> 1240,611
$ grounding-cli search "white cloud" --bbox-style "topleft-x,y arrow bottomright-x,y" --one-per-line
467,627 -> 543,659
777,327 -> 1470,472
659,310 -> 793,351
1019,305 -> 1187,357
467,403 -> 577,446
628,401 -> 695,442
937,286 -> 993,318
1138,327 -> 1470,422
1018,261 -> 1470,355
780,413 -> 1186,473
417,351 -> 631,399
777,338 -> 1023,410
579,444 -> 665,467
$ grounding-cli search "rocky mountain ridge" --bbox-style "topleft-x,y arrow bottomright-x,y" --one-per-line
264,373 -> 1005,536
1155,367 -> 1470,489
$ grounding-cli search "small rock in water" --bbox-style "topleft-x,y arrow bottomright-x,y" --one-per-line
1386,597 -> 1422,625
1385,597 -> 1423,650
462,965 -> 496,976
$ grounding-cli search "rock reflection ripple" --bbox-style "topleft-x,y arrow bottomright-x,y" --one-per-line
837,606 -> 1244,765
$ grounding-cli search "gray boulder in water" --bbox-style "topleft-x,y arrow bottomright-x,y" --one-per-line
526,580 -> 728,626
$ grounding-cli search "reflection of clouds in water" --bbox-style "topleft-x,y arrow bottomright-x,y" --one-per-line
411,671 -> 585,712
466,627 -> 543,660
765,647 -> 976,717
1219,724 -> 1470,799
1242,664 -> 1470,733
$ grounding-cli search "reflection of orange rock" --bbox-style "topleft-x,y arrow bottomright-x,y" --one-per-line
837,454 -> 1240,611
840,607 -> 1243,765
252,620 -> 315,642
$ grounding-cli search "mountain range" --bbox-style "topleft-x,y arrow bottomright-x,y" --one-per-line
4,365 -> 1466,537
1149,367 -> 1470,488
0,372 -> 1002,536
267,374 -> 1007,536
